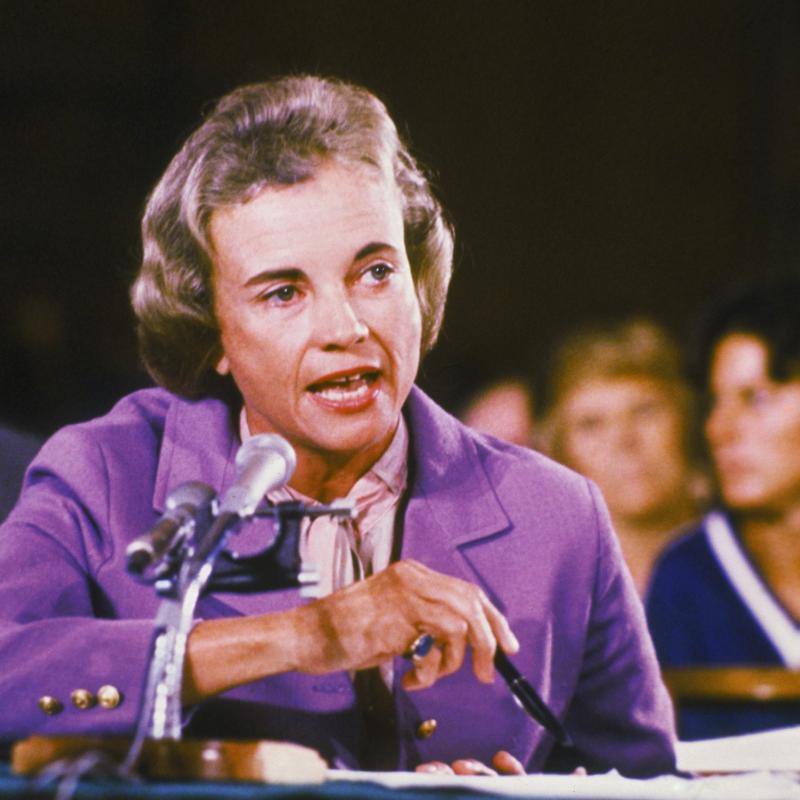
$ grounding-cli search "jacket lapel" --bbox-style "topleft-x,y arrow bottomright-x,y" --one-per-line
152,393 -> 239,515
400,386 -> 513,589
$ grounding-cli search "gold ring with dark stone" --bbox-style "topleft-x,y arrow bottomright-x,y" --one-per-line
404,632 -> 435,664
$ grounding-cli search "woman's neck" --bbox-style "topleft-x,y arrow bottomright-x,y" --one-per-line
614,500 -> 698,596
287,431 -> 397,504
739,505 -> 800,619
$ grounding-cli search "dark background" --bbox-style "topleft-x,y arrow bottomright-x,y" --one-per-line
2,1 -> 799,434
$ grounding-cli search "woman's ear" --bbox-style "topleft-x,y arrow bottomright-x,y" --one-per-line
215,353 -> 230,376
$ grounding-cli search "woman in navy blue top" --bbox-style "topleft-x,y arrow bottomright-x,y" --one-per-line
647,277 -> 800,740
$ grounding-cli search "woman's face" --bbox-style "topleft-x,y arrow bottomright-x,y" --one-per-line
210,162 -> 422,476
706,333 -> 800,514
559,375 -> 689,522
462,380 -> 535,447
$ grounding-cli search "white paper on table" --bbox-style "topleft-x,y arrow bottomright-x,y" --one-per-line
328,767 -> 800,799
676,725 -> 800,773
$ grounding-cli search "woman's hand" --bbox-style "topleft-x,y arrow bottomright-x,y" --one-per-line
416,750 -> 526,776
184,558 -> 518,703
294,559 -> 519,687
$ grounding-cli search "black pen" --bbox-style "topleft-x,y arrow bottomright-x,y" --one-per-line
494,649 -> 573,747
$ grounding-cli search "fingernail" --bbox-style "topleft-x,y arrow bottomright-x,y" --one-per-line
464,760 -> 497,776
417,762 -> 450,774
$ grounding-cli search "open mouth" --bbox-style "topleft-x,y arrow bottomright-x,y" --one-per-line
308,371 -> 380,403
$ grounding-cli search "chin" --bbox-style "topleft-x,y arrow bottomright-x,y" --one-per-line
312,422 -> 394,455
721,490 -> 770,512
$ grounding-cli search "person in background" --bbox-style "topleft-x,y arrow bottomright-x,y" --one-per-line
0,424 -> 41,522
647,277 -> 800,740
0,75 -> 674,776
542,319 -> 706,596
460,376 -> 536,448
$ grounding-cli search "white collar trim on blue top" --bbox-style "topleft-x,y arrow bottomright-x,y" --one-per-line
705,510 -> 800,667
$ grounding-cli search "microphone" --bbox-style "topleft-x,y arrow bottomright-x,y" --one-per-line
126,481 -> 216,575
217,434 -> 297,517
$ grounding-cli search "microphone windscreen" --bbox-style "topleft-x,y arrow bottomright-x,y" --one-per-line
219,434 -> 297,516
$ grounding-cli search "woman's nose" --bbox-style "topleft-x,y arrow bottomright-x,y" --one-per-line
609,417 -> 639,450
705,400 -> 734,445
314,291 -> 368,349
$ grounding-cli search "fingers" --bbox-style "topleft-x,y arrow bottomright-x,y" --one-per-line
415,761 -> 454,774
451,759 -> 497,776
492,750 -> 526,775
416,754 -> 523,777
297,558 -> 518,686
482,597 -> 521,656
394,561 -> 514,684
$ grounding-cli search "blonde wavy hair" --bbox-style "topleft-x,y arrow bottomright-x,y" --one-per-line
543,318 -> 697,463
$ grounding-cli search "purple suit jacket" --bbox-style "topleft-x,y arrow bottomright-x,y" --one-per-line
0,386 -> 675,775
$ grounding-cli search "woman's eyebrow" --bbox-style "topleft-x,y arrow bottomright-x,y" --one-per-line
244,268 -> 304,288
354,241 -> 398,261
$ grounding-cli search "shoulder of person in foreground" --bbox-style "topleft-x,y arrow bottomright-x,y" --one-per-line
0,387 -> 214,741
8,388 -> 182,546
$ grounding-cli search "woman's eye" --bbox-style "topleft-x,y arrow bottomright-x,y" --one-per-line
574,415 -> 604,435
364,262 -> 393,283
633,399 -> 664,419
264,285 -> 298,304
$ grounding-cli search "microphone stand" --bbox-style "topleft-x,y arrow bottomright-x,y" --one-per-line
122,513 -> 223,769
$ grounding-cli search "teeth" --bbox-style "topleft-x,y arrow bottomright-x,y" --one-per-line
312,372 -> 374,390
315,381 -> 371,402
330,373 -> 362,385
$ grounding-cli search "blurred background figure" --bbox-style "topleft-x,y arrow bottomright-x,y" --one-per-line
647,276 -> 800,740
542,318 -> 707,596
460,376 -> 537,448
0,424 -> 40,522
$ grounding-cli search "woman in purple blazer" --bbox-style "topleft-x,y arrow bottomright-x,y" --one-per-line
0,76 -> 675,776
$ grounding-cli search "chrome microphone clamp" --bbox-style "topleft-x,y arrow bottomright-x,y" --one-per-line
207,498 -> 355,595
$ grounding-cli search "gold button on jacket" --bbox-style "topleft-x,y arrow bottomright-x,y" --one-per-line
97,685 -> 122,709
70,689 -> 96,710
415,718 -> 437,739
38,696 -> 63,715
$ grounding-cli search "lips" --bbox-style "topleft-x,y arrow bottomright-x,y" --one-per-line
307,369 -> 381,410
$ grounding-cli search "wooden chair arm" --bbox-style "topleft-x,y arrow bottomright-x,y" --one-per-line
662,666 -> 800,703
